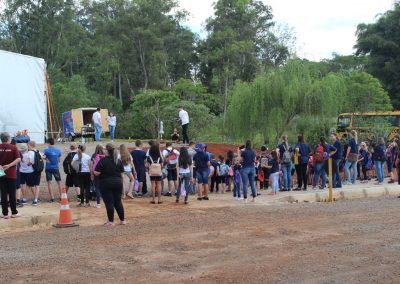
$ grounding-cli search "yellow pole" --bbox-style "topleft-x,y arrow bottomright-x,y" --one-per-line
328,158 -> 333,202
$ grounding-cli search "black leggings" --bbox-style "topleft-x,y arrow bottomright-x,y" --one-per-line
0,178 -> 17,216
296,163 -> 308,189
100,179 -> 124,223
182,123 -> 189,144
78,172 -> 91,204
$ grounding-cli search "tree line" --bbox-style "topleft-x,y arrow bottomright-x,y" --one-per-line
0,0 -> 398,144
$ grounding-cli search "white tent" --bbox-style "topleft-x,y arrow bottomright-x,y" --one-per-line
0,50 -> 47,144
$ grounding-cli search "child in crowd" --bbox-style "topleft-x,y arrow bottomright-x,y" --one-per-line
74,144 -> 92,207
120,144 -> 136,199
267,150 -> 280,195
359,142 -> 371,183
63,143 -> 81,201
171,128 -> 180,142
232,155 -> 242,200
90,144 -> 105,208
218,155 -> 229,194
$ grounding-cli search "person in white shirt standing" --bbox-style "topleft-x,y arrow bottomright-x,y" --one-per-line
92,108 -> 102,141
177,106 -> 189,144
107,112 -> 117,141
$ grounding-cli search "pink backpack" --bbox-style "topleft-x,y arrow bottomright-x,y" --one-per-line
93,154 -> 105,170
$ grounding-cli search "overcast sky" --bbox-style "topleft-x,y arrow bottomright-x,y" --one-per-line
178,0 -> 395,61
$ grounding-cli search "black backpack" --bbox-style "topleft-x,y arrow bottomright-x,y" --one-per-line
63,152 -> 76,175
32,150 -> 44,173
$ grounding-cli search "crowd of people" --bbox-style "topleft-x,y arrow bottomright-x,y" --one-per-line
0,128 -> 399,224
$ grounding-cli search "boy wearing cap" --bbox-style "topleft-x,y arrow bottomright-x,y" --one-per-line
193,144 -> 211,200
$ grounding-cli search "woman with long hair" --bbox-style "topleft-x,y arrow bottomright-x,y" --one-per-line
90,144 -> 105,208
176,146 -> 192,204
344,130 -> 358,185
119,144 -> 136,199
94,143 -> 125,226
147,144 -> 163,204
73,144 -> 92,207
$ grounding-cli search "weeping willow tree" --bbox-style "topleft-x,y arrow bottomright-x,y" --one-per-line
226,60 -> 347,145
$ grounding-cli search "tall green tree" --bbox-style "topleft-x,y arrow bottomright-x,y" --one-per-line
355,2 -> 400,107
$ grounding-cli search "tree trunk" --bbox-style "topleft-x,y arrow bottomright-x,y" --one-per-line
113,74 -> 117,97
125,74 -> 135,97
138,39 -> 148,90
223,76 -> 228,126
118,73 -> 122,102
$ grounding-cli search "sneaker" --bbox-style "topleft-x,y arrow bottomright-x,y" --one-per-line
202,196 -> 209,200
136,192 -> 143,198
126,192 -> 134,199
95,204 -> 101,209
21,199 -> 28,205
197,197 -> 203,201
16,201 -> 24,208
343,181 -> 352,185
235,197 -> 239,201
11,214 -> 21,218
119,220 -> 126,225
78,203 -> 85,207
2,215 -> 9,219
32,200 -> 38,206
164,192 -> 172,197
251,198 -> 256,203
49,198 -> 55,203
84,203 -> 90,208
104,221 -> 114,227
244,198 -> 248,203
239,197 -> 244,200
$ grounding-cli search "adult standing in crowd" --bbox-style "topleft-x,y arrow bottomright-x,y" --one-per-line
374,137 -> 387,185
278,135 -> 293,191
147,144 -> 163,204
43,138 -> 62,202
27,141 -> 43,206
107,112 -> 117,141
162,142 -> 180,196
73,144 -> 92,207
94,143 -> 125,226
344,130 -> 358,185
131,140 -> 147,197
193,144 -> 210,200
0,132 -> 21,219
177,106 -> 189,144
239,140 -> 257,202
294,135 -> 311,191
313,137 -> 336,190
331,133 -> 343,188
92,107 -> 102,141
63,143 -> 81,200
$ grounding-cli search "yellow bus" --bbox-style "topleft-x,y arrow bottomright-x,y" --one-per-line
337,111 -> 400,141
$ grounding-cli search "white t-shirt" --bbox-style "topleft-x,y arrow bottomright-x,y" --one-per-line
20,151 -> 35,173
179,110 -> 189,125
72,153 -> 91,173
107,115 -> 116,127
162,149 -> 180,161
93,111 -> 101,125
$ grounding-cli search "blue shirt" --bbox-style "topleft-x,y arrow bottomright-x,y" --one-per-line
241,149 -> 256,168
44,147 -> 61,170
193,152 -> 210,171
360,149 -> 369,166
348,138 -> 358,154
296,143 -> 311,164
131,150 -> 147,172
332,140 -> 343,160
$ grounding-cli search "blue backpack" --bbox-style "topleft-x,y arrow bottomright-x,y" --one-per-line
219,163 -> 229,176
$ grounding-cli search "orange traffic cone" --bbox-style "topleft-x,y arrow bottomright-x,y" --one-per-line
53,188 -> 79,228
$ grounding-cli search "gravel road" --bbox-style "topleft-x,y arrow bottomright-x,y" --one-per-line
1,197 -> 400,283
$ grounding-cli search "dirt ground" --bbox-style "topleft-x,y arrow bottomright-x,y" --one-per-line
1,196 -> 400,283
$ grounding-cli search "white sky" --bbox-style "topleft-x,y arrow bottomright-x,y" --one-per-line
178,0 -> 396,61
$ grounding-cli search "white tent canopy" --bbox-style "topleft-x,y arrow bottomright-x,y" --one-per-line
0,50 -> 47,144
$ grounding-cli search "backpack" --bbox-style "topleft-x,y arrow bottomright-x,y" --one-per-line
219,163 -> 229,176
32,150 -> 44,173
166,149 -> 178,169
228,166 -> 234,177
149,157 -> 162,177
71,154 -> 82,173
260,156 -> 269,168
281,145 -> 292,164
313,144 -> 325,163
63,152 -> 76,175
93,154 -> 105,171
234,169 -> 241,184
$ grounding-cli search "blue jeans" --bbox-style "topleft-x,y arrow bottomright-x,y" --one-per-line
233,182 -> 241,198
109,125 -> 115,140
332,159 -> 342,188
313,162 -> 327,188
94,123 -> 102,141
281,163 -> 292,190
241,167 -> 257,199
345,160 -> 357,183
177,173 -> 191,202
375,160 -> 385,183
